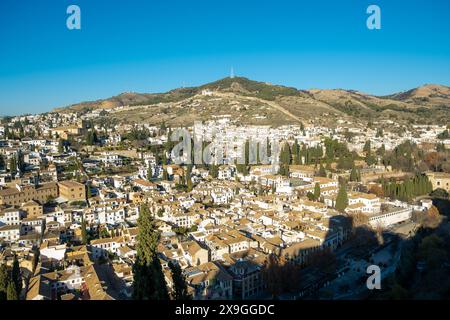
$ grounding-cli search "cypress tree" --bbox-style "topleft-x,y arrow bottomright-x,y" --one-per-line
236,149 -> 249,176
133,204 -> 168,300
11,256 -> 21,297
382,174 -> 433,201
85,131 -> 95,145
186,170 -> 193,192
313,183 -> 321,201
0,264 -> 8,300
404,179 -> 413,200
81,218 -> 88,245
168,261 -> 191,300
6,281 -> 18,300
9,156 -> 17,176
365,153 -> 377,166
278,164 -> 289,177
266,137 -> 272,158
4,126 -> 10,139
279,142 -> 291,166
86,184 -> 92,199
349,166 -> 358,182
335,183 -> 349,212
244,140 -> 250,166
256,143 -> 261,165
292,140 -> 300,165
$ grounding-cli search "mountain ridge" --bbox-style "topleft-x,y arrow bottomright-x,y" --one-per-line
53,77 -> 449,126
54,77 -> 449,112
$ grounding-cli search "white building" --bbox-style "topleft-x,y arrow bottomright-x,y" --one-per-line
367,206 -> 412,228
100,152 -> 123,167
0,225 -> 21,242
347,192 -> 381,214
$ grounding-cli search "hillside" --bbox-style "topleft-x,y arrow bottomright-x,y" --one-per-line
53,77 -> 450,126
385,84 -> 450,106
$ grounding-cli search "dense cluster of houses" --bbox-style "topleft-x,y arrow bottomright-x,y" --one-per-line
0,113 -> 445,300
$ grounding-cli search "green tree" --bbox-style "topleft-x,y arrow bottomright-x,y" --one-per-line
244,140 -> 250,167
292,140 -> 300,165
7,281 -> 18,300
365,152 -> 377,166
11,256 -> 21,298
430,188 -> 449,199
209,164 -> 219,178
335,183 -> 349,212
306,192 -> 315,201
186,169 -> 193,192
279,142 -> 291,166
16,152 -> 25,172
168,261 -> 191,300
349,166 -> 358,182
86,184 -> 92,199
81,218 -> 88,245
133,204 -> 169,300
313,182 -> 321,201
0,154 -> 5,170
382,174 -> 433,201
278,164 -> 289,177
100,227 -> 110,239
9,156 -> 17,176
4,126 -> 11,139
324,138 -> 350,161
85,131 -> 95,145
236,163 -> 249,176
0,264 -> 8,300
437,129 -> 450,140
266,137 -> 272,158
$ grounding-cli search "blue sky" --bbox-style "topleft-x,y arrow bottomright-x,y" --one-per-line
0,0 -> 449,115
